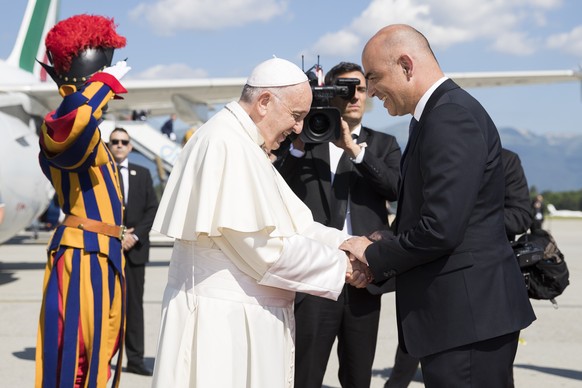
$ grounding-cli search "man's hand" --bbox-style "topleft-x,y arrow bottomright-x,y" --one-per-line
332,118 -> 361,159
122,227 -> 137,251
346,256 -> 373,288
340,236 -> 373,265
367,229 -> 393,242
103,60 -> 131,81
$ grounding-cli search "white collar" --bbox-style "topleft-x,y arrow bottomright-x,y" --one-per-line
413,76 -> 448,121
225,101 -> 265,148
118,158 -> 129,168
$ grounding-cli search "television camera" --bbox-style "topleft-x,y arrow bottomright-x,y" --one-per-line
299,64 -> 360,143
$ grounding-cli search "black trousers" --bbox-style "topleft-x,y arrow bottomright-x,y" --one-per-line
294,285 -> 381,388
386,345 -> 420,388
124,262 -> 145,366
420,331 -> 520,388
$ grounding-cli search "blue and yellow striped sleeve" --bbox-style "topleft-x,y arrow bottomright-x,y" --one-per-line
40,73 -> 126,170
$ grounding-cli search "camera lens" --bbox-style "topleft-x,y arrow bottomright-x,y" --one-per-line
301,107 -> 341,143
308,113 -> 331,135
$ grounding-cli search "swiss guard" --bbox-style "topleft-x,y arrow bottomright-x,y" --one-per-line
34,14 -> 130,388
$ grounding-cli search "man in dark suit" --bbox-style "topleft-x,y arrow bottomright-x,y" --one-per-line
276,62 -> 401,387
108,127 -> 158,376
342,25 -> 536,387
384,147 -> 534,388
161,113 -> 177,141
502,148 -> 534,242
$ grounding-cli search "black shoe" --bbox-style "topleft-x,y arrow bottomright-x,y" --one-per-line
126,362 -> 153,376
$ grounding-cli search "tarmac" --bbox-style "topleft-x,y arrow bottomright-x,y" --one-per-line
0,218 -> 580,387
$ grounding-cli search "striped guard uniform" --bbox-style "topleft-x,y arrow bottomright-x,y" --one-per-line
35,72 -> 127,388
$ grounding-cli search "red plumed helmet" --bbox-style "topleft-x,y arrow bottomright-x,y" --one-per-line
42,14 -> 126,86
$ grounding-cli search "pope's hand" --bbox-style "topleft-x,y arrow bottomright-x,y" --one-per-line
103,60 -> 131,81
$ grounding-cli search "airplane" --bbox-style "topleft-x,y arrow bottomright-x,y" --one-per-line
0,0 -> 247,244
1,0 -> 581,245
0,0 -> 58,245
546,204 -> 582,218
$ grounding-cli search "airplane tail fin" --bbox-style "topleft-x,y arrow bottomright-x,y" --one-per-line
6,0 -> 60,81
547,204 -> 557,215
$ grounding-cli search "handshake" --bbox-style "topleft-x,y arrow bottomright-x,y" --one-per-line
341,232 -> 386,288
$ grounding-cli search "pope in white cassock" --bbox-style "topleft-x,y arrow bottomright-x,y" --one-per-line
151,58 -> 367,388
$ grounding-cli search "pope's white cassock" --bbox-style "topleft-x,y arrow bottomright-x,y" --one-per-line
151,101 -> 349,388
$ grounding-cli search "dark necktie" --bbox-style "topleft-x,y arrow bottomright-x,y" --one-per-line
409,117 -> 419,136
330,137 -> 356,229
401,118 -> 419,171
117,164 -> 126,204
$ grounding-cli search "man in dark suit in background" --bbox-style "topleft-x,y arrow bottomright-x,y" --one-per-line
276,61 -> 401,387
108,127 -> 158,376
502,148 -> 534,242
161,113 -> 177,141
342,25 -> 536,387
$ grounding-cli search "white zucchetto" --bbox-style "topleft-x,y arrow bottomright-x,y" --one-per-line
246,58 -> 308,87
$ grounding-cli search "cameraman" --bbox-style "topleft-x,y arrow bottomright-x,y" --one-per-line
276,61 -> 401,387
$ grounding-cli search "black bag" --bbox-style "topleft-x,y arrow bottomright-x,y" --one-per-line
515,230 -> 570,305
512,241 -> 544,268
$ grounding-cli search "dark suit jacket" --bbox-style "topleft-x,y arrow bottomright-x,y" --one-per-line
124,163 -> 158,265
276,126 -> 401,294
365,79 -> 536,358
277,126 -> 400,231
501,148 -> 533,241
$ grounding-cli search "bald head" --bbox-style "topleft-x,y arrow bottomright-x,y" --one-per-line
367,25 -> 435,59
361,24 -> 444,117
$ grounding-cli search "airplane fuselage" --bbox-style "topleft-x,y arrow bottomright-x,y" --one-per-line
0,103 -> 53,244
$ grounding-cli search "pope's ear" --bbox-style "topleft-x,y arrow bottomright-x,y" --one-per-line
256,91 -> 272,116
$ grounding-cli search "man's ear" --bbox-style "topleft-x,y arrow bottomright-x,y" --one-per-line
398,54 -> 413,79
257,91 -> 272,116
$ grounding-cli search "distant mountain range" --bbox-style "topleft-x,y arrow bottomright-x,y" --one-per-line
141,119 -> 582,192
379,123 -> 582,192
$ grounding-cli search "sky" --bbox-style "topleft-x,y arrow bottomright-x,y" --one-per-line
1,0 -> 582,135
